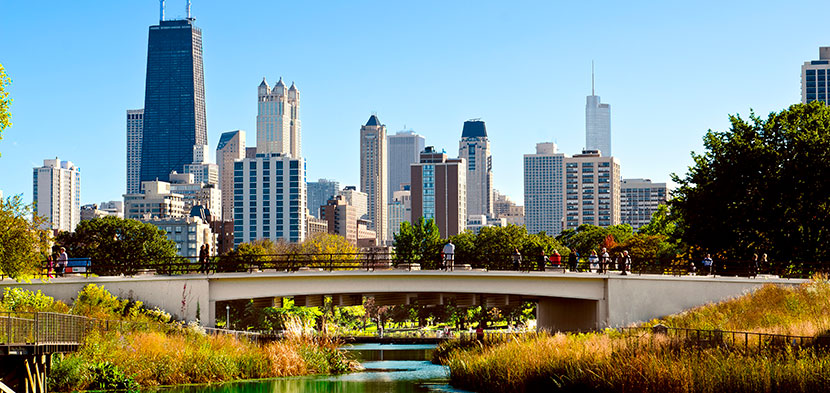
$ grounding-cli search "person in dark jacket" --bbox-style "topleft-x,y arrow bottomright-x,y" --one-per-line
568,249 -> 579,272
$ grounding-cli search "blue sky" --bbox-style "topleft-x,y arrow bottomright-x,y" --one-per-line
0,1 -> 825,204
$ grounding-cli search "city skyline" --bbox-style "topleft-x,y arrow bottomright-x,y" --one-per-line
0,1 -> 826,205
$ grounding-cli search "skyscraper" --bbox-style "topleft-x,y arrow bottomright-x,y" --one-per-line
387,130 -> 425,200
620,178 -> 668,230
140,14 -> 207,183
307,179 -> 341,218
523,143 -> 565,235
410,147 -> 466,238
564,150 -> 621,229
33,158 -> 81,232
126,109 -> 144,194
360,115 -> 388,245
458,119 -> 493,218
585,67 -> 611,156
801,47 -> 830,105
233,153 -> 307,245
257,78 -> 301,157
216,130 -> 246,222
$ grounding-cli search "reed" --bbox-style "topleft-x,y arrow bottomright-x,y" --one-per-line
440,279 -> 830,392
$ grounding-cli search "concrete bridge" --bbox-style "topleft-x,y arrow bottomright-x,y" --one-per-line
0,271 -> 807,331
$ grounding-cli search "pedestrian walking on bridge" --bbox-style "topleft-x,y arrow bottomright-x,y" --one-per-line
442,241 -> 455,271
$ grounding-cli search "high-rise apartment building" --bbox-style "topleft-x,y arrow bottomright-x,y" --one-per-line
410,147 -> 466,238
216,130 -> 246,221
387,130 -> 425,200
33,158 -> 81,232
140,15 -> 207,183
307,179 -> 341,218
257,78 -> 301,157
564,150 -> 621,229
458,120 -> 493,218
360,115 -> 388,245
523,143 -> 565,235
620,178 -> 668,230
801,47 -> 830,105
126,109 -> 144,194
233,152 -> 306,245
586,71 -> 611,156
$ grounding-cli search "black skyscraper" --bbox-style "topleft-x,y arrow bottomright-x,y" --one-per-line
140,17 -> 207,183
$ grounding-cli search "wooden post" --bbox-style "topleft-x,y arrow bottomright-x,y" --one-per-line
33,361 -> 42,393
25,359 -> 34,393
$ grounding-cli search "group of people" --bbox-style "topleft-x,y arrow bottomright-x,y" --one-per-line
563,248 -> 632,275
44,247 -> 69,278
440,242 -> 632,274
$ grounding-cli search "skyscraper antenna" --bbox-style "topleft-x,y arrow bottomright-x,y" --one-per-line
159,0 -> 165,22
591,60 -> 595,96
187,0 -> 191,18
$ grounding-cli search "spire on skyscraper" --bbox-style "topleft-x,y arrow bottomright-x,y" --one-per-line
366,115 -> 381,127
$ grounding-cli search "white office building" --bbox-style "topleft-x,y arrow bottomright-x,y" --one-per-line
123,180 -> 186,220
233,152 -> 306,245
257,77 -> 300,157
523,143 -> 565,236
126,109 -> 144,194
216,130 -> 246,222
387,130 -> 425,200
33,158 -> 81,232
360,115 -> 388,245
458,120 -> 493,218
621,178 -> 668,230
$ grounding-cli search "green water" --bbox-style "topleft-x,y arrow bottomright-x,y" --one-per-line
160,344 -> 471,393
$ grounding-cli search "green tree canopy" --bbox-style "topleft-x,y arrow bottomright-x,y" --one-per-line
672,102 -> 830,263
556,224 -> 633,256
55,216 -> 178,275
0,195 -> 50,279
393,217 -> 442,268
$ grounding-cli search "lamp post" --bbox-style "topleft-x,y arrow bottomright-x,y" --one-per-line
226,305 -> 230,330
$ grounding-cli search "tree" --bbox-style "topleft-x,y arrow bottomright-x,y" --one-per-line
55,216 -> 178,275
556,224 -> 633,256
474,225 -> 528,269
0,195 -> 50,279
0,63 -> 11,154
672,102 -> 830,264
299,233 -> 357,266
393,217 -> 442,268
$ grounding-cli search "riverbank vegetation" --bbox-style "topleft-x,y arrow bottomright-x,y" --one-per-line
436,279 -> 830,392
0,285 -> 354,391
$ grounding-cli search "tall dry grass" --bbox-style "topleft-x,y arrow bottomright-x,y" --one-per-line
655,279 -> 830,335
441,279 -> 830,392
50,320 -> 354,391
445,332 -> 830,393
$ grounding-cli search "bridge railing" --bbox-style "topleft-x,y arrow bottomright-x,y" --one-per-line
0,312 -> 91,348
37,252 -> 830,279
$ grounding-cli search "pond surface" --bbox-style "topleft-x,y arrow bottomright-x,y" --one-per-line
160,343 -> 471,393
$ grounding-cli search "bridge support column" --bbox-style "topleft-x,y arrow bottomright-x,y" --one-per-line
207,300 -> 216,328
536,297 -> 600,332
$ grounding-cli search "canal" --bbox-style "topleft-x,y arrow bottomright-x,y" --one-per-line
160,343 -> 471,393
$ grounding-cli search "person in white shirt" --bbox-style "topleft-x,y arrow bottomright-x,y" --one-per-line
57,247 -> 69,277
442,241 -> 455,271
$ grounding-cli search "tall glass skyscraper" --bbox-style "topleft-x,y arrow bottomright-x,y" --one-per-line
140,17 -> 207,183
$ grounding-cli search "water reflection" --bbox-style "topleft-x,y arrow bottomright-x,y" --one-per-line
159,344 -> 471,393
